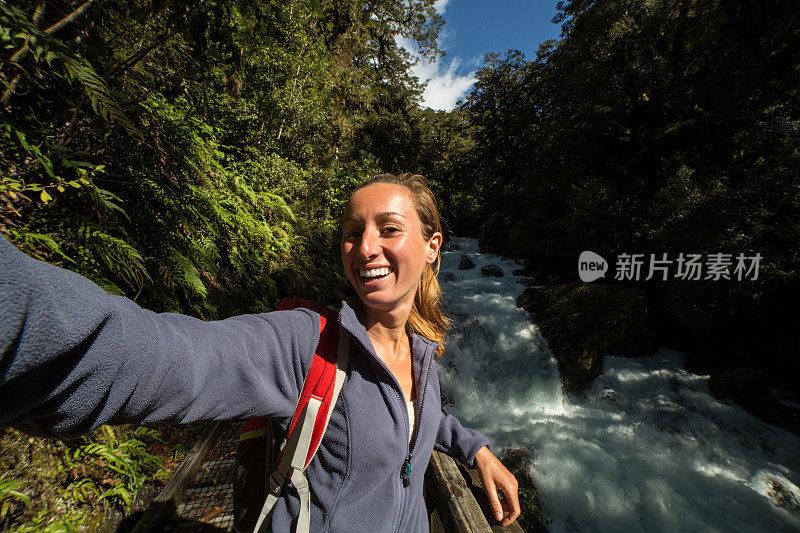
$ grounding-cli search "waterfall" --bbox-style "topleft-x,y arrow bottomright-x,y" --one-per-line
438,237 -> 800,532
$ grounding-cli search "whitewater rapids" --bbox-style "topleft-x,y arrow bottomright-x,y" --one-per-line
438,237 -> 800,532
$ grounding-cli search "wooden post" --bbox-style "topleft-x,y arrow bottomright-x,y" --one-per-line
425,450 -> 527,533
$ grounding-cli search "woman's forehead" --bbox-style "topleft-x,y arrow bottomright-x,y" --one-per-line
345,183 -> 415,218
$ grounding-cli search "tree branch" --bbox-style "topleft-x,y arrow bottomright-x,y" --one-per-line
2,0 -> 95,106
106,28 -> 178,79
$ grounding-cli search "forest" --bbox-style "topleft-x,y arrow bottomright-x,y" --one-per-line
1,0 -> 798,529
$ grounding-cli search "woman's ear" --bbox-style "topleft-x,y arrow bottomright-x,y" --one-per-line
426,232 -> 443,264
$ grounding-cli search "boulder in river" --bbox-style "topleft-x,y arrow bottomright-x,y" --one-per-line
707,366 -> 800,436
480,264 -> 503,277
516,283 -> 655,393
458,254 -> 476,270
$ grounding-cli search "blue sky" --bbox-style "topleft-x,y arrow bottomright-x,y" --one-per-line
402,0 -> 563,110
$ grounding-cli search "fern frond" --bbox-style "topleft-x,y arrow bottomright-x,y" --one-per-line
169,248 -> 208,298
62,56 -> 140,137
89,229 -> 151,295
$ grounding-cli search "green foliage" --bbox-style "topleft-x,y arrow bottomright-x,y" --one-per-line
11,511 -> 86,533
1,1 -> 446,525
518,486 -> 553,531
61,425 -> 165,511
61,55 -> 139,136
1,476 -> 30,525
0,424 -> 177,531
0,0 -> 448,318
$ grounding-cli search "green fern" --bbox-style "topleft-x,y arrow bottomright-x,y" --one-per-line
0,476 -> 30,523
89,228 -> 151,296
133,426 -> 164,442
169,248 -> 208,298
62,56 -> 139,137
68,479 -> 99,504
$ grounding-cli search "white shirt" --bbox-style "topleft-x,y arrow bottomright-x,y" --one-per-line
406,399 -> 417,443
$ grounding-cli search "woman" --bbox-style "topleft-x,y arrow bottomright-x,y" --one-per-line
0,172 -> 520,531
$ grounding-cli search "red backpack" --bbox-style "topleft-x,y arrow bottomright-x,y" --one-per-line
232,298 -> 349,533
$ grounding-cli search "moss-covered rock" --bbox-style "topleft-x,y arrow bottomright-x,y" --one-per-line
517,283 -> 655,392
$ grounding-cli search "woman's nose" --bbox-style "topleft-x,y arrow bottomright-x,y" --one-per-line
359,229 -> 380,258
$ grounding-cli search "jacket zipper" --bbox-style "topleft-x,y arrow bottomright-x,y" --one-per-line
394,344 -> 434,533
347,327 -> 437,533
403,355 -> 432,486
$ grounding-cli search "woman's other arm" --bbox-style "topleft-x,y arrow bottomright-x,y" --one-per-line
434,410 -> 491,467
0,236 -> 318,437
430,361 -> 520,525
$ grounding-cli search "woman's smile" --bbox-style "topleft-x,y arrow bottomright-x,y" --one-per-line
358,265 -> 394,283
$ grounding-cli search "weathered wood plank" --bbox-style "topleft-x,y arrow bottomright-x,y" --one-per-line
131,421 -> 226,533
425,450 -> 493,532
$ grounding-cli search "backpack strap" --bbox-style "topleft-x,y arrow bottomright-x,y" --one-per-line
252,300 -> 350,533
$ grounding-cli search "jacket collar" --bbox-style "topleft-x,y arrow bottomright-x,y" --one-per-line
334,286 -> 439,382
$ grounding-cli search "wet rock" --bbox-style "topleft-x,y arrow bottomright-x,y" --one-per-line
497,447 -> 536,489
708,367 -> 800,436
516,283 -> 655,393
448,243 -> 461,250
441,272 -> 455,282
480,265 -> 504,278
458,254 -> 475,270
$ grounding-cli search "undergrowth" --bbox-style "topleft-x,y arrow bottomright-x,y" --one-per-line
0,423 -> 200,531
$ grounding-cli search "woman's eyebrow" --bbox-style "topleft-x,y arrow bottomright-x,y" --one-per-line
344,212 -> 404,222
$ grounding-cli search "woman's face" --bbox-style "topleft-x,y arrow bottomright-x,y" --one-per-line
341,183 -> 442,315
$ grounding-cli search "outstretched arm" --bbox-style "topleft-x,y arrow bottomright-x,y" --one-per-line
0,236 -> 318,437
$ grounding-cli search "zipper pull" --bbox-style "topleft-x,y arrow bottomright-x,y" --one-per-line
401,452 -> 413,487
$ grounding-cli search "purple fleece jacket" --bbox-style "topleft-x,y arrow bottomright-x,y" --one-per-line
0,236 -> 491,532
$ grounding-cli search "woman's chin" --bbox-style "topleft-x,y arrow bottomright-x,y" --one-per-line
356,292 -> 395,310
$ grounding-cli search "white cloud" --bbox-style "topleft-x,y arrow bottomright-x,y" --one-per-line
398,32 -> 476,111
413,56 -> 475,111
433,0 -> 452,14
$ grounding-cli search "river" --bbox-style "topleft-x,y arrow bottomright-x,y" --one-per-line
437,237 -> 800,532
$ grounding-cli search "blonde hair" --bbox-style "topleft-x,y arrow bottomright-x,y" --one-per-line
353,172 -> 451,357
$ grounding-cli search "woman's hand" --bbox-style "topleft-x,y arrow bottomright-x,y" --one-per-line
474,445 -> 520,527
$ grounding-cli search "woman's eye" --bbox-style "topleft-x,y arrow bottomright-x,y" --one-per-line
381,226 -> 401,235
344,230 -> 362,240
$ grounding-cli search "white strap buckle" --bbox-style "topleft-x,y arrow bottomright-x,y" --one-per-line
268,470 -> 284,496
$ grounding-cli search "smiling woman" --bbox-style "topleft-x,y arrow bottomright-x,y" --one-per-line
0,172 -> 520,532
343,176 -> 442,331
343,174 -> 451,353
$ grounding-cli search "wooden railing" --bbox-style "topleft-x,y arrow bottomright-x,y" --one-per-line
130,422 -> 527,532
425,450 -> 524,533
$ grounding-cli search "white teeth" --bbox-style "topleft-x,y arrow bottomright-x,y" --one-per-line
360,267 -> 390,278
